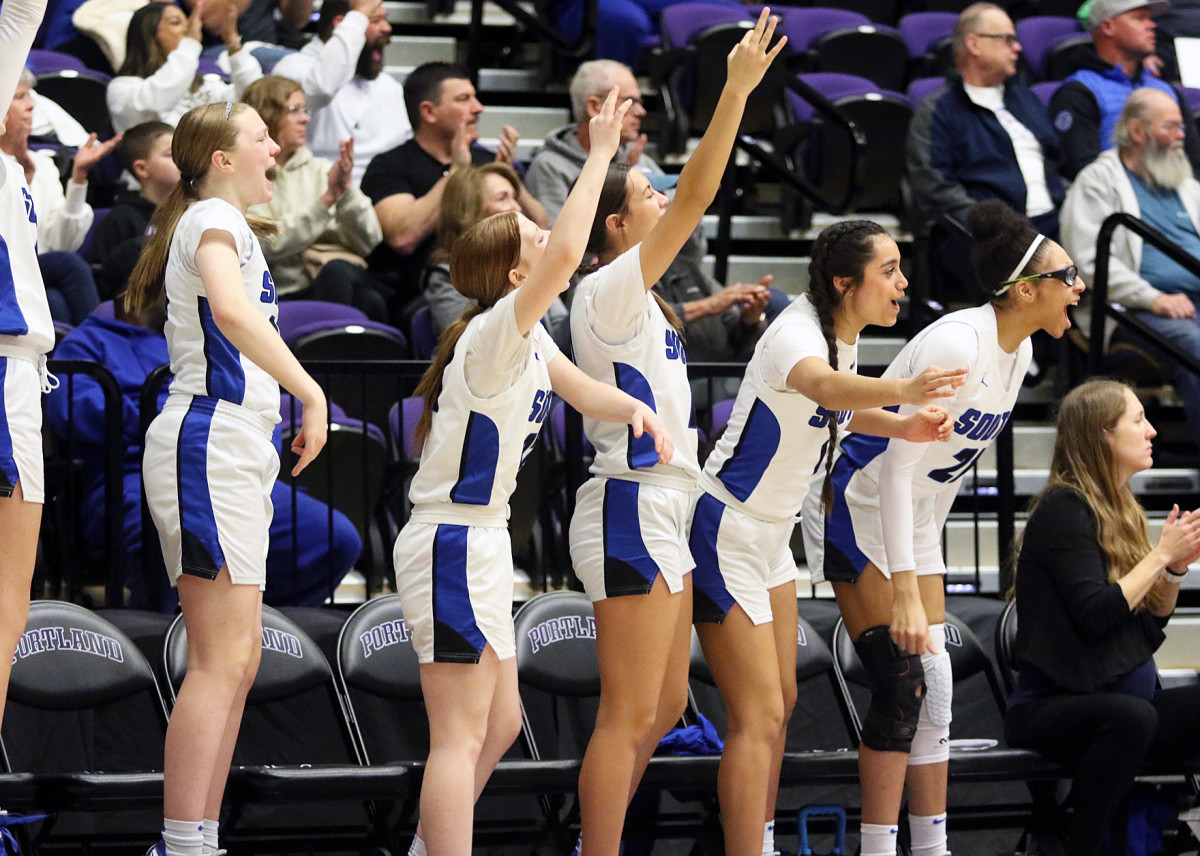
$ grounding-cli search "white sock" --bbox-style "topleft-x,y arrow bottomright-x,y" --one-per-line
408,835 -> 426,856
201,818 -> 219,853
762,820 -> 776,856
908,813 -> 949,856
162,818 -> 204,856
860,822 -> 898,856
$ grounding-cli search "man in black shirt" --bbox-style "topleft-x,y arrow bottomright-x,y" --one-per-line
361,62 -> 547,315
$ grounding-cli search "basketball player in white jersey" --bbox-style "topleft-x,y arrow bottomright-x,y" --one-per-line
689,220 -> 966,856
392,89 -> 673,856
801,200 -> 1086,856
566,12 -> 786,856
0,0 -> 53,740
125,102 -> 327,856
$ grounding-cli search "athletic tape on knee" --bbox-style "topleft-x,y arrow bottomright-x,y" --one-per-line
854,625 -> 925,753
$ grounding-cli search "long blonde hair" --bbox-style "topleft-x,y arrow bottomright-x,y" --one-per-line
412,211 -> 522,448
1014,379 -> 1165,611
124,103 -> 278,314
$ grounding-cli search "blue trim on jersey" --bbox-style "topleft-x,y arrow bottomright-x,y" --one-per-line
689,493 -> 735,623
715,398 -> 780,503
432,523 -> 487,662
601,479 -> 660,596
176,397 -> 224,579
0,231 -> 30,338
197,296 -> 246,404
450,411 -> 500,505
0,360 -> 16,495
613,362 -> 660,470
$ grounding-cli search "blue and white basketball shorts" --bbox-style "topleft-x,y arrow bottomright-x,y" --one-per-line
569,477 -> 694,602
143,395 -> 278,589
392,521 -> 515,664
689,491 -> 798,625
0,356 -> 43,503
800,463 -> 946,585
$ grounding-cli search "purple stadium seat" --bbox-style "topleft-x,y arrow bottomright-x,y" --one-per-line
388,396 -> 426,461
1180,86 -> 1200,117
197,57 -> 229,79
77,207 -> 110,260
898,11 -> 958,58
1015,15 -> 1081,79
26,49 -> 87,75
276,300 -> 368,346
780,7 -> 907,91
549,400 -> 595,458
907,75 -> 946,108
409,305 -> 436,360
778,7 -> 871,51
1031,80 -> 1061,107
710,398 -> 736,437
660,2 -> 757,49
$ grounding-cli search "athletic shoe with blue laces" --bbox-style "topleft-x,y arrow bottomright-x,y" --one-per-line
145,841 -> 167,856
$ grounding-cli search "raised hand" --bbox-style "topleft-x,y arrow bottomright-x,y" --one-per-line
450,120 -> 474,171
494,125 -> 519,165
725,7 -> 787,98
187,0 -> 206,41
586,86 -> 634,162
71,133 -> 122,184
903,365 -> 969,405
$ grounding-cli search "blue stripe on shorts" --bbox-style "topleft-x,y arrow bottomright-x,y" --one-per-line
822,454 -> 876,583
601,479 -> 660,596
0,360 -> 15,496
689,492 -> 735,623
177,397 -> 224,579
432,523 -> 488,663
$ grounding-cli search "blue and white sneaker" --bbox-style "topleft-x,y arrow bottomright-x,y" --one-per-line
570,834 -> 582,856
145,841 -> 167,856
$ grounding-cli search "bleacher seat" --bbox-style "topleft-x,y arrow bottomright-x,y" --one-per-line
33,69 -> 114,139
781,7 -> 908,92
899,12 -> 958,80
26,48 -> 87,75
276,300 -> 368,346
1015,15 -> 1082,80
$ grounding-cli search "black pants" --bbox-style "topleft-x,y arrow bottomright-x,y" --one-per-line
1005,685 -> 1200,856
304,259 -> 390,323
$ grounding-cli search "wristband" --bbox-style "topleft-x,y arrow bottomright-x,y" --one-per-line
1162,565 -> 1188,584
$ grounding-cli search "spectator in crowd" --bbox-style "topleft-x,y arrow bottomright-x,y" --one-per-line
0,68 -> 109,324
907,3 -> 1065,238
107,0 -> 262,133
362,62 -> 546,313
274,0 -> 407,182
1049,0 -> 1200,180
45,297 -> 361,612
242,76 -> 385,318
423,162 -> 564,335
184,0 -> 310,70
1006,378 -> 1200,856
526,60 -> 656,223
1061,87 -> 1200,450
88,121 -> 179,270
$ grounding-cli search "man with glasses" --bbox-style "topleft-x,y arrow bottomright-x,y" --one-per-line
1049,0 -> 1200,181
1062,87 -> 1200,450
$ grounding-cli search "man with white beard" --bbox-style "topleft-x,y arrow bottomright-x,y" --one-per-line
1062,86 -> 1200,449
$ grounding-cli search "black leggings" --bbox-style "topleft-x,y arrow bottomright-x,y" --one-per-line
307,259 -> 390,323
1005,685 -> 1200,856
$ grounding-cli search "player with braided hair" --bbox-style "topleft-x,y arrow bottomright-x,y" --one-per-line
689,219 -> 965,856
801,199 -> 1086,856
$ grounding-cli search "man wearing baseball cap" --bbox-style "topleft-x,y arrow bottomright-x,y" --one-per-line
1048,0 -> 1200,179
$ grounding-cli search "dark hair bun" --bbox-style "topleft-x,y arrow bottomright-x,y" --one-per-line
966,199 -> 1027,260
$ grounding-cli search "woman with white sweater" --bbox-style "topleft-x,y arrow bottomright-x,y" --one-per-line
242,75 -> 387,320
107,0 -> 261,133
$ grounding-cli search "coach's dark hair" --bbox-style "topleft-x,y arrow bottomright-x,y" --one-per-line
966,199 -> 1050,304
403,61 -> 473,130
807,220 -> 889,512
580,162 -> 684,336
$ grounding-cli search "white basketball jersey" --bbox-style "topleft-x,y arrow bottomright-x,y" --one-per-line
408,291 -> 558,516
570,246 -> 700,488
163,198 -> 281,420
702,294 -> 856,521
0,157 -> 53,355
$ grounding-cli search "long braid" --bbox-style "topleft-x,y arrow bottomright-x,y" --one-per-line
806,220 -> 888,512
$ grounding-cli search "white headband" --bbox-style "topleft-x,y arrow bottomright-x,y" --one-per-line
996,234 -> 1045,295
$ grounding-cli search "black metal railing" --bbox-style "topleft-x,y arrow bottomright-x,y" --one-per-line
466,0 -> 596,75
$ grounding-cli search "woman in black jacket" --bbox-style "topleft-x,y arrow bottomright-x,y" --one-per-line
1006,378 -> 1200,856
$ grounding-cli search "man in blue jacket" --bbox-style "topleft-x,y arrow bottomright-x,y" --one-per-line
47,300 -> 362,611
907,2 -> 1066,238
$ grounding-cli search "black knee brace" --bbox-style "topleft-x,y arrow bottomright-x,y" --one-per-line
853,624 -> 925,753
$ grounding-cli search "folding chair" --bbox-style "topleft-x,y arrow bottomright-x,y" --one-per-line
3,600 -> 167,850
162,605 -> 408,851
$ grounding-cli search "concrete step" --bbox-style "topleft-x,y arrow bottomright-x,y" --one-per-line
700,254 -> 809,293
476,105 -> 569,142
699,214 -> 789,241
385,65 -> 543,93
962,466 -> 1200,498
383,35 -> 457,66
382,0 -> 523,26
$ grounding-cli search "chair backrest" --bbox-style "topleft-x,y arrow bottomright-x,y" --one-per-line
708,398 -> 736,438
548,400 -> 595,458
660,2 -> 756,49
907,75 -> 946,109
1014,15 -> 1080,79
276,300 -> 368,346
34,70 -> 114,138
1031,79 -> 1061,107
513,591 -> 601,762
387,396 -> 425,461
409,305 -> 437,360
806,24 -> 908,93
995,599 -> 1019,697
4,600 -> 167,775
1043,32 -> 1093,80
780,7 -> 872,51
27,48 -> 87,75
898,11 -> 958,58
292,322 -> 408,360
